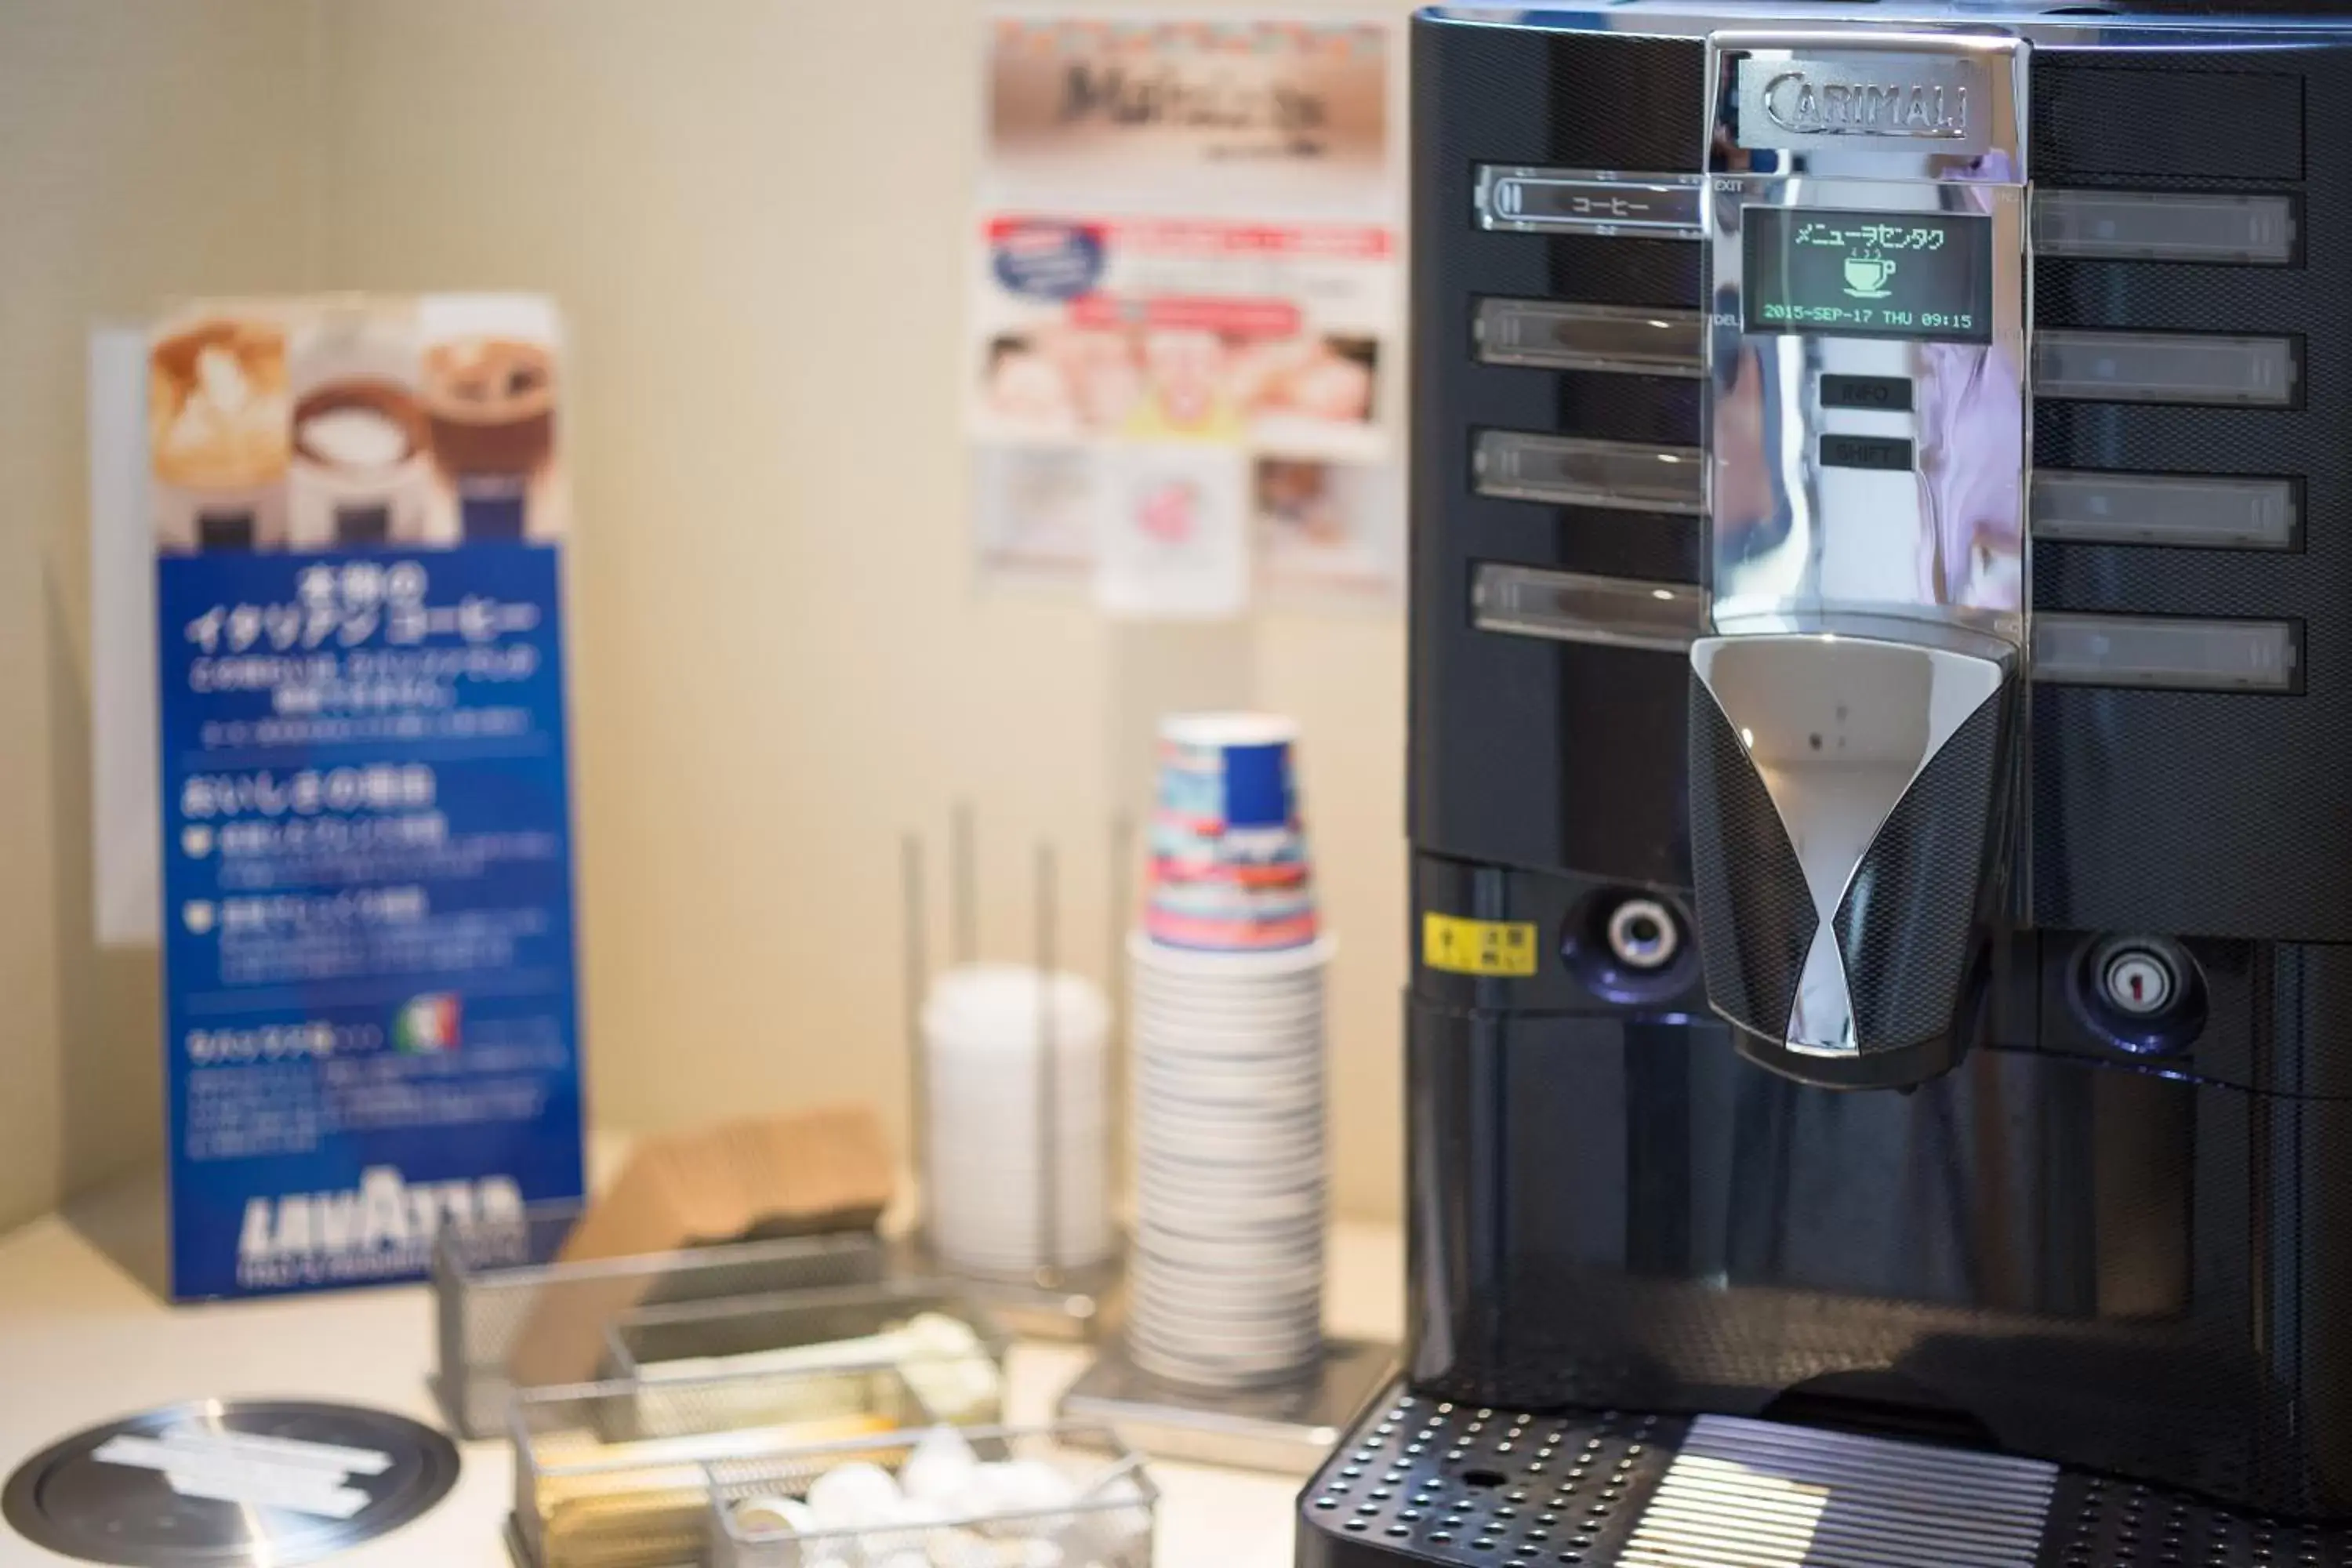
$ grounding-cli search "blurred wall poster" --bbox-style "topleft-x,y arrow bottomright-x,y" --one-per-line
148,296 -> 585,1299
973,14 -> 1403,614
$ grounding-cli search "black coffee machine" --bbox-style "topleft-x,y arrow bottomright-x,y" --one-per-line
1301,3 -> 2352,1563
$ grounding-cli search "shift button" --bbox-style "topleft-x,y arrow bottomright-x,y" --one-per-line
1820,434 -> 1915,472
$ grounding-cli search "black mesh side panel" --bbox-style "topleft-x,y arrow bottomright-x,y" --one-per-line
2033,63 -> 2303,181
2023,41 -> 2352,942
1410,21 -> 1708,877
1541,236 -> 1704,310
1506,31 -> 1704,171
1688,675 -> 1816,1040
1834,691 -> 2007,1054
1549,371 -> 1701,450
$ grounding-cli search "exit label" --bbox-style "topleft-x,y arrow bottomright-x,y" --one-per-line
1423,913 -> 1541,978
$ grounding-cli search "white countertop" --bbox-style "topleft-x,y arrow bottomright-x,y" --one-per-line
0,1168 -> 1404,1567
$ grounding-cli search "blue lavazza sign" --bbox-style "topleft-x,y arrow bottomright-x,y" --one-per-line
147,297 -> 586,1298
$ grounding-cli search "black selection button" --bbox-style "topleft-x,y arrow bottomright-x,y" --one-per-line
1821,434 -> 1915,471
2036,330 -> 2299,408
1819,374 -> 1914,412
1475,167 -> 1707,239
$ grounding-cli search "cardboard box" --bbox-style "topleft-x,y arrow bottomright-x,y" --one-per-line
507,1105 -> 894,1388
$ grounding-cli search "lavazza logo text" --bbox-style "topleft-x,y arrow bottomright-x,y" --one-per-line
236,1165 -> 524,1288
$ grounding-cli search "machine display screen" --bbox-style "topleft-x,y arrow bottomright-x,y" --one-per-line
1744,207 -> 1994,344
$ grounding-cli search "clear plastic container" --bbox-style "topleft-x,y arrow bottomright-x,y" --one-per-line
433,1200 -> 886,1439
510,1366 -> 931,1568
608,1283 -> 1012,1430
708,1424 -> 1156,1568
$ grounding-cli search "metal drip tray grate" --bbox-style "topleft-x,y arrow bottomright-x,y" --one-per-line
2048,1473 -> 2352,1568
1298,1383 -> 2352,1567
1302,1392 -> 1683,1563
1624,1414 -> 2055,1566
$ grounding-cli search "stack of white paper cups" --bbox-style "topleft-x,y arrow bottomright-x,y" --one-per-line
1126,931 -> 1335,1390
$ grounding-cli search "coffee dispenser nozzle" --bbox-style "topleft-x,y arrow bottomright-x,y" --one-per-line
1690,620 -> 2016,1089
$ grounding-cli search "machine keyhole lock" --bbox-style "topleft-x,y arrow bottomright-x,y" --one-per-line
2103,949 -> 2176,1016
1566,891 -> 1699,1006
1606,898 -> 1681,971
2073,935 -> 2205,1054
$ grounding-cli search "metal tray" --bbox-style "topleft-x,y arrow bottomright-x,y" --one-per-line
5,1399 -> 460,1568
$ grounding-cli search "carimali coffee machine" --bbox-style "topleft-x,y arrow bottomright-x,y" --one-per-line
1300,3 -> 2352,1563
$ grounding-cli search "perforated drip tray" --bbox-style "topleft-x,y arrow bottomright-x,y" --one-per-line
2045,1474 -> 2352,1568
1300,1394 -> 1680,1564
1297,1381 -> 2352,1567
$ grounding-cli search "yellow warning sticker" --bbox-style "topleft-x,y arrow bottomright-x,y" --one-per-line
1422,913 -> 1541,978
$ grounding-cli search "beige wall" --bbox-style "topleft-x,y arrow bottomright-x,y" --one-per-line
0,0 -> 320,1234
2,0 -> 1412,1235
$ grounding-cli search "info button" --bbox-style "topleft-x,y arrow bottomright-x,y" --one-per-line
1820,373 -> 1915,412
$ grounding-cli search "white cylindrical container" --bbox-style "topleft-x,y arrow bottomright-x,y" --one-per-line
923,964 -> 1114,1274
